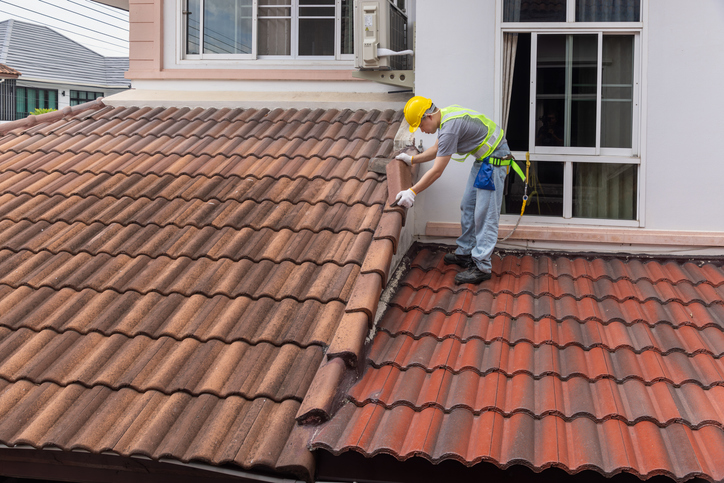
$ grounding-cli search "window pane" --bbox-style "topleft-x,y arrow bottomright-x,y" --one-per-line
503,161 -> 564,217
16,87 -> 26,117
536,35 -> 566,147
258,6 -> 291,16
340,0 -> 354,55
576,0 -> 640,21
48,90 -> 57,109
573,163 -> 637,219
299,18 -> 334,56
504,0 -> 566,22
299,0 -> 333,4
299,7 -> 334,16
204,0 -> 253,54
259,17 -> 291,54
601,35 -> 634,148
570,35 -> 597,147
506,33 -> 531,151
186,0 -> 201,54
536,34 -> 597,148
27,89 -> 37,114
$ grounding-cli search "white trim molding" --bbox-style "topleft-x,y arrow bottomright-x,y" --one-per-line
427,222 -> 724,254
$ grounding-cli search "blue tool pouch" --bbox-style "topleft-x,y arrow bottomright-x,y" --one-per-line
473,161 -> 495,190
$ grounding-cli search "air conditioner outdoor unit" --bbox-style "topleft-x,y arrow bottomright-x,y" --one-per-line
353,0 -> 414,88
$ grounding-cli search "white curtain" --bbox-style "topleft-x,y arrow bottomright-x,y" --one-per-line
502,33 -> 518,132
573,164 -> 636,219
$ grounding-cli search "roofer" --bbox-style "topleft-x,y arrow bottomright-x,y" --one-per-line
394,96 -> 525,284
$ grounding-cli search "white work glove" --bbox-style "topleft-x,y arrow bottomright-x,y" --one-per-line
395,153 -> 413,166
395,189 -> 416,208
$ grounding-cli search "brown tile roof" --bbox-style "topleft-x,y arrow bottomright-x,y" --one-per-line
311,246 -> 724,482
0,99 -> 408,480
0,63 -> 20,77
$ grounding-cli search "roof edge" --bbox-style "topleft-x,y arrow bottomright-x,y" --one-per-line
0,98 -> 105,135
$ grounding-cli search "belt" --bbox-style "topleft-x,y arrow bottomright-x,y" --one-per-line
482,155 -> 526,182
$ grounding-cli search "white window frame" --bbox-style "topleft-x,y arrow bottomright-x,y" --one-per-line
183,0 -> 258,60
498,0 -> 644,227
180,0 -> 354,62
528,30 -> 641,158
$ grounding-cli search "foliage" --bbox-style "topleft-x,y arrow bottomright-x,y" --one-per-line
30,108 -> 57,115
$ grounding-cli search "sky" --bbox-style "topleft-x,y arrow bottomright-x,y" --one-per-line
0,0 -> 129,57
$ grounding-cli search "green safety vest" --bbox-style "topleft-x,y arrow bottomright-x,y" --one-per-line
440,105 -> 526,181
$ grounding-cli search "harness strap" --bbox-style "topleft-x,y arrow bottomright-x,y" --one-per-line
483,155 -> 527,182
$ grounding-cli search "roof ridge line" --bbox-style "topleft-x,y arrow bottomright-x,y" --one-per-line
0,99 -> 106,137
294,151 -> 416,426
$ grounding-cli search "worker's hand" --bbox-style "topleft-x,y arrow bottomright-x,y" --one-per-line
395,189 -> 416,208
395,153 -> 413,166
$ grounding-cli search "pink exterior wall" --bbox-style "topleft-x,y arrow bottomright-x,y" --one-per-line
128,0 -> 162,76
125,0 -> 359,82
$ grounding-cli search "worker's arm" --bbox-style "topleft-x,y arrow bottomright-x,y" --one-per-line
411,139 -> 439,164
411,154 -> 451,194
393,154 -> 450,208
395,139 -> 440,166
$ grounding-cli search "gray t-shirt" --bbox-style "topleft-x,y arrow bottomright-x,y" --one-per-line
437,115 -> 510,159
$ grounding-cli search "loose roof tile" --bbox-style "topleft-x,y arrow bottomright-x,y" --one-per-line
311,245 -> 724,482
0,101 -> 405,480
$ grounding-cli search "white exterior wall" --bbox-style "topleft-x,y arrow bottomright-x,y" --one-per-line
411,0 -> 724,243
645,0 -> 724,232
413,1 -> 499,237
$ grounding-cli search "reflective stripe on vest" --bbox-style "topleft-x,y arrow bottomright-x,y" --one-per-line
440,105 -> 504,162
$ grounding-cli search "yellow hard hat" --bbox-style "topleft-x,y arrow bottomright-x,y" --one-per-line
404,96 -> 433,133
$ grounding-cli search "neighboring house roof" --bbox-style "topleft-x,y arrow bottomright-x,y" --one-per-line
311,246 -> 724,482
0,100 -> 406,481
0,19 -> 129,88
0,63 -> 20,78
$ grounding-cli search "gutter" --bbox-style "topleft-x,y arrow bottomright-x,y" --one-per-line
0,446 -> 306,483
159,458 -> 305,483
17,76 -> 130,90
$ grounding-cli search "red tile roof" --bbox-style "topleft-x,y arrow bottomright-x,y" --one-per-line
0,100 -> 407,480
311,246 -> 724,482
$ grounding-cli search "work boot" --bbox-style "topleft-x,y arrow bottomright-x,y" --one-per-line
454,266 -> 492,285
443,253 -> 473,268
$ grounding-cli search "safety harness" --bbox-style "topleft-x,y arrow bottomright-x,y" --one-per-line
440,105 -> 526,182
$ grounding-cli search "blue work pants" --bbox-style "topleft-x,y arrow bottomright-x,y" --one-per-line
455,160 -> 507,273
